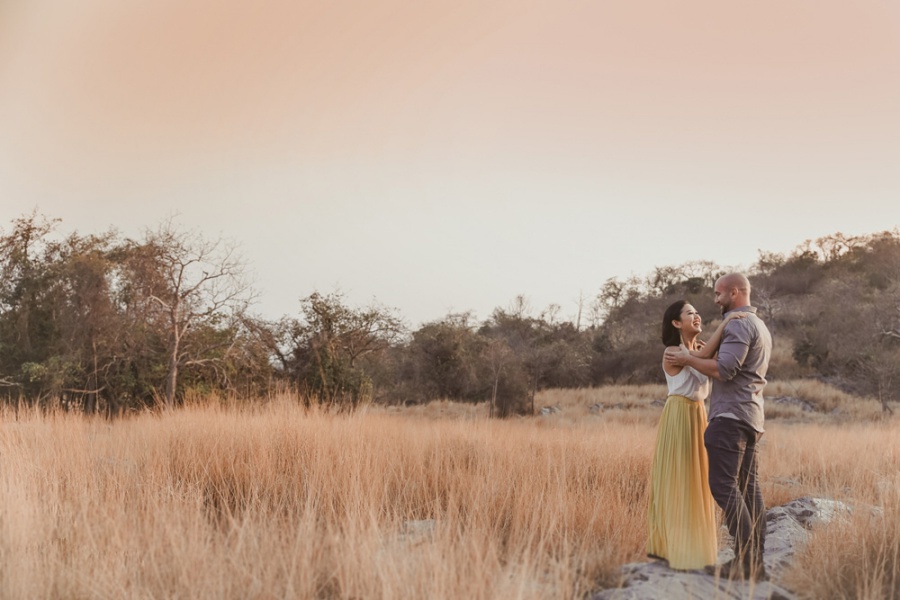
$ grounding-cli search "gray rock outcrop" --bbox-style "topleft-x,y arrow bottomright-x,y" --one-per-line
591,497 -> 852,600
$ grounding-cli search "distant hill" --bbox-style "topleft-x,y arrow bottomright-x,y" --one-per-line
591,230 -> 900,413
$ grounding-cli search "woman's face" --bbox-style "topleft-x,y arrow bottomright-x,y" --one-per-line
675,304 -> 702,335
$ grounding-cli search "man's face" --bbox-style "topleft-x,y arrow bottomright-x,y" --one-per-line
714,281 -> 734,314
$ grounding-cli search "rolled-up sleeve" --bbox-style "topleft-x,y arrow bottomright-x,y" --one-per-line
716,322 -> 751,381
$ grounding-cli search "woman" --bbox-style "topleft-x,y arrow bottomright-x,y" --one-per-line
646,300 -> 744,570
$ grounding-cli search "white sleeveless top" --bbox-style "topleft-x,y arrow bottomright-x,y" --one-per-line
663,363 -> 710,402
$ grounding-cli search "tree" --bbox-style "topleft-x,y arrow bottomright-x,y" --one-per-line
791,270 -> 900,412
123,220 -> 254,408
285,291 -> 405,408
402,312 -> 485,403
591,276 -> 642,327
857,346 -> 899,415
646,265 -> 684,296
479,302 -> 591,415
0,212 -> 60,373
53,231 -> 123,412
0,214 -> 135,410
752,285 -> 782,342
221,315 -> 284,397
484,338 -> 513,418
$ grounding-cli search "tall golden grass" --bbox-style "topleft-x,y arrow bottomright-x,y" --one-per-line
0,388 -> 896,599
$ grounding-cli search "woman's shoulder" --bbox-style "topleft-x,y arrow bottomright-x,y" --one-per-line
662,347 -> 684,377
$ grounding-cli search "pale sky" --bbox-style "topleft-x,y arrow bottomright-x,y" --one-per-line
2,0 -> 900,326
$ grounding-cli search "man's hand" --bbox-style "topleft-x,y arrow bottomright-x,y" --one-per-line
664,345 -> 691,367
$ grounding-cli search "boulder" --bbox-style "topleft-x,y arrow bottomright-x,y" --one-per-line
591,497 -> 852,600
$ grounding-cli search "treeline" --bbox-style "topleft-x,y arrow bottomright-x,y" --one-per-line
2,212 -> 899,414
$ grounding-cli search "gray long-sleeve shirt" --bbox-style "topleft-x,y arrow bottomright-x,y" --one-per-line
710,306 -> 772,432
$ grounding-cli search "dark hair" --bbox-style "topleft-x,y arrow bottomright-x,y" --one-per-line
661,300 -> 687,347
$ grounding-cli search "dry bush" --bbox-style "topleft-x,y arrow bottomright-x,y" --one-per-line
765,379 -> 883,419
532,385 -> 667,427
378,398 -> 490,420
767,336 -> 815,380
533,380 -> 884,424
390,386 -> 669,426
536,385 -> 668,410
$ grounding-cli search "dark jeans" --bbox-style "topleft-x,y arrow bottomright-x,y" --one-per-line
704,417 -> 766,566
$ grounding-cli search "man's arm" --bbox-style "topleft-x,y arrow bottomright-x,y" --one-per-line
665,319 -> 752,380
664,347 -> 722,380
715,321 -> 752,381
714,341 -> 750,381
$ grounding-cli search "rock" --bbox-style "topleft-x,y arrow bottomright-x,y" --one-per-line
767,396 -> 815,412
770,497 -> 852,530
591,497 -> 852,600
589,403 -> 604,414
596,560 -> 793,600
539,406 -> 562,415
400,519 -> 435,532
397,519 -> 436,544
771,476 -> 801,488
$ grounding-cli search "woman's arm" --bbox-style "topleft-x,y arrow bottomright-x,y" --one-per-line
691,312 -> 748,359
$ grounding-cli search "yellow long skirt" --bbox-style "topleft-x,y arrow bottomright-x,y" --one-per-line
646,395 -> 718,570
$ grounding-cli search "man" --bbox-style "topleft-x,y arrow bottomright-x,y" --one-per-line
665,272 -> 772,581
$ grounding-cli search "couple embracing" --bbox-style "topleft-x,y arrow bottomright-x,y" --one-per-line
646,273 -> 772,581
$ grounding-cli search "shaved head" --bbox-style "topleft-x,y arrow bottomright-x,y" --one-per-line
713,272 -> 752,313
717,273 -> 751,293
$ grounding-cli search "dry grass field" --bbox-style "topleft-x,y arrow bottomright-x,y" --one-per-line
0,384 -> 897,599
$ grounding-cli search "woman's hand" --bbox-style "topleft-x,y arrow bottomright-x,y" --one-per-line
693,312 -> 750,359
723,311 -> 750,324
